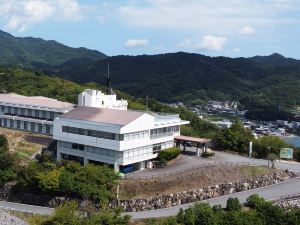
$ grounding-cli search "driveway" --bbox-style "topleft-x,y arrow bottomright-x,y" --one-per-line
126,148 -> 299,179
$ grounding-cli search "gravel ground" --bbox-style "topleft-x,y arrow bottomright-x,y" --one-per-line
0,210 -> 28,225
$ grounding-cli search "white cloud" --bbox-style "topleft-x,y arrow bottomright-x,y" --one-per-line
233,47 -> 240,52
116,0 -> 300,34
125,39 -> 149,48
240,25 -> 255,34
179,35 -> 227,51
196,35 -> 226,51
1,0 -> 83,32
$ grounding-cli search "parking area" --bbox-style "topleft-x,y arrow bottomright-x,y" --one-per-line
125,147 -> 264,179
125,144 -> 300,180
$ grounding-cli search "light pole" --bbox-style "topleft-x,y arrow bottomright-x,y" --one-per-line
267,146 -> 271,167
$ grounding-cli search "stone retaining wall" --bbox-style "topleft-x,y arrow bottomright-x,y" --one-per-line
276,199 -> 300,209
110,171 -> 296,212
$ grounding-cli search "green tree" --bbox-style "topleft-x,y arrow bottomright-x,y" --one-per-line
253,136 -> 287,158
36,168 -> 62,192
194,203 -> 217,225
214,119 -> 254,154
0,134 -> 17,186
226,197 -> 242,211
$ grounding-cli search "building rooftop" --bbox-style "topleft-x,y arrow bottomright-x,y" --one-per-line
0,93 -> 75,110
61,106 -> 145,126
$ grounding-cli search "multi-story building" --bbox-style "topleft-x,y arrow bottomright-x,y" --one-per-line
53,106 -> 189,172
0,93 -> 74,135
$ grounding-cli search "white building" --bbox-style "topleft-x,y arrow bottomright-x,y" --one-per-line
0,93 -> 74,135
78,89 -> 128,110
53,106 -> 189,172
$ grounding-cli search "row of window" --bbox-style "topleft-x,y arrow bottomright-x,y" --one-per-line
62,126 -> 123,140
2,118 -> 51,134
123,130 -> 149,140
59,141 -> 116,157
62,126 -> 149,141
59,140 -> 174,161
2,106 -> 56,120
150,125 -> 180,139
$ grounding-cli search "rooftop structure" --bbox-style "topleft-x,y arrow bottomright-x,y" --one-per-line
0,94 -> 74,113
78,89 -> 128,110
61,106 -> 144,126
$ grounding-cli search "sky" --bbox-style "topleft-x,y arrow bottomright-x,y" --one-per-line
1,0 -> 300,58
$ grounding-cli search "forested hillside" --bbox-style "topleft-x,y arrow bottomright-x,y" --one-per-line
58,52 -> 300,108
2,30 -> 300,109
0,30 -> 106,71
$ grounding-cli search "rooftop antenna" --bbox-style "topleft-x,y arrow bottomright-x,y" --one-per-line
146,94 -> 149,111
106,63 -> 112,95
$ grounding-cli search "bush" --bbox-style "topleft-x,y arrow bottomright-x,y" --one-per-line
157,147 -> 181,162
226,197 -> 242,211
201,151 -> 215,158
246,194 -> 265,209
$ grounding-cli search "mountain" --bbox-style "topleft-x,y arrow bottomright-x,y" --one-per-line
0,30 -> 107,71
56,52 -> 300,108
2,30 -> 300,108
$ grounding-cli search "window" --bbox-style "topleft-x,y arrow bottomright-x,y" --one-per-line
28,109 -> 32,117
153,143 -> 162,153
38,124 -> 42,133
42,111 -> 47,118
13,107 -> 18,115
45,125 -> 51,134
7,107 -> 11,114
3,119 -> 7,127
21,108 -> 25,116
0,106 -> 3,112
50,112 -> 54,120
9,119 -> 14,128
31,123 -> 35,132
72,143 -> 84,151
35,110 -> 39,118
17,120 -> 20,129
24,121 -> 27,130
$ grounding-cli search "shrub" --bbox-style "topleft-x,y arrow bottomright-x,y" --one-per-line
157,147 -> 181,162
226,197 -> 242,211
246,194 -> 265,209
201,151 -> 215,158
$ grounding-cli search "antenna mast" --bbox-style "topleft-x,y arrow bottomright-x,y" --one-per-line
106,63 -> 112,95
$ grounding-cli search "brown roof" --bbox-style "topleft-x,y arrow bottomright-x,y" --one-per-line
0,93 -> 74,110
61,106 -> 146,126
174,135 -> 211,143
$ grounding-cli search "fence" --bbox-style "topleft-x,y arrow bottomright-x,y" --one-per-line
125,161 -> 254,180
280,193 -> 300,201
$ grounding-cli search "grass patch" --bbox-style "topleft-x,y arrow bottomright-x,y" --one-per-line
10,211 -> 48,225
120,166 -> 281,200
0,127 -> 51,162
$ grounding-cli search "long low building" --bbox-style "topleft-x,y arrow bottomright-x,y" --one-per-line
53,106 -> 189,172
0,93 -> 74,135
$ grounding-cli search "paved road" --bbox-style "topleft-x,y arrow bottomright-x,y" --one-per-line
125,150 -> 300,219
126,176 -> 300,219
0,201 -> 54,215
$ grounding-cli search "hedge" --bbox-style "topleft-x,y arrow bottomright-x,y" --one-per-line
158,147 -> 181,162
